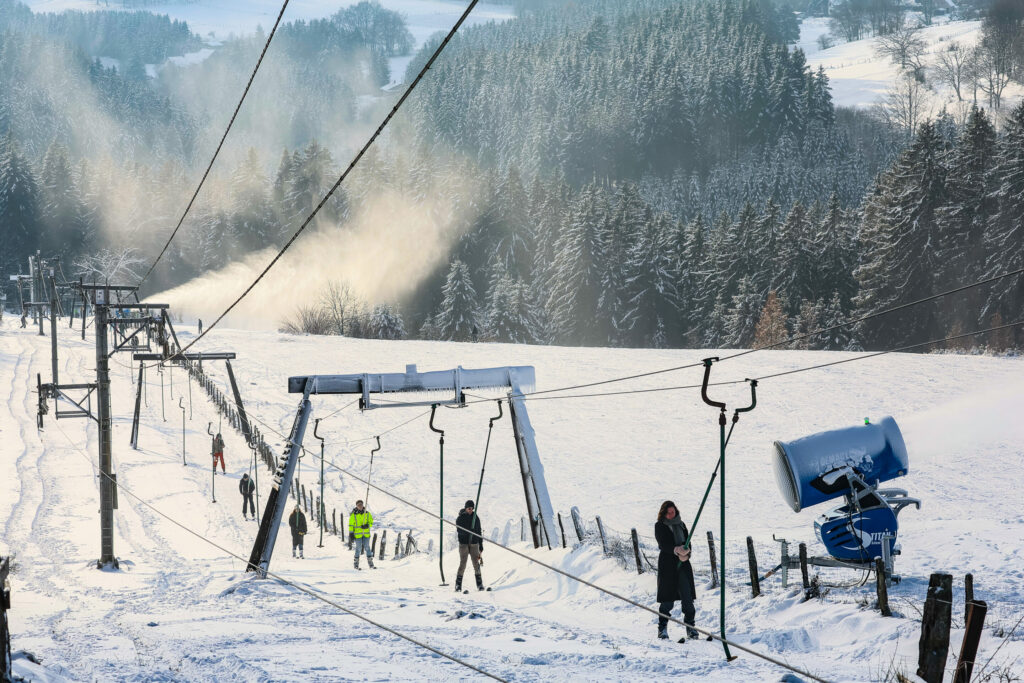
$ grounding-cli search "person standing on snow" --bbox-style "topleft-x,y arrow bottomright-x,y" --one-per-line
288,504 -> 307,558
239,473 -> 256,520
454,500 -> 484,592
349,500 -> 375,569
655,500 -> 699,641
212,432 -> 226,474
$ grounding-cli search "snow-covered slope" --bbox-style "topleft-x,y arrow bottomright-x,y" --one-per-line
2,322 -> 1022,681
798,17 -> 1023,112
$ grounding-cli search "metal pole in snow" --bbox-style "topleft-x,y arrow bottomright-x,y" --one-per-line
179,398 -> 186,466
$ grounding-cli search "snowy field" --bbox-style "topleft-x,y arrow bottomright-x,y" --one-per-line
2,320 -> 1023,681
797,17 -> 1023,112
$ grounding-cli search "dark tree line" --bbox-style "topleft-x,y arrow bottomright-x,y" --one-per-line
0,0 -> 200,63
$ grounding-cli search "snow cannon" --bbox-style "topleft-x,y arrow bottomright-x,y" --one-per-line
772,417 -> 920,563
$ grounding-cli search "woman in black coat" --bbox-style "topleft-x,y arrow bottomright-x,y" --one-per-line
654,500 -> 698,640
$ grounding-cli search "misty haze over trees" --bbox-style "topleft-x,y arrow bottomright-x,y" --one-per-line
1,0 -> 1022,351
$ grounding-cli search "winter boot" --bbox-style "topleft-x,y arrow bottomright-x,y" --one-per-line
354,558 -> 360,570
292,548 -> 296,558
368,557 -> 375,569
475,573 -> 484,591
454,575 -> 463,592
658,627 -> 669,640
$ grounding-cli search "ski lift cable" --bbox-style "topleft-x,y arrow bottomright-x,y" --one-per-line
164,0 -> 483,362
137,0 -> 294,289
242,413 -> 829,683
317,397 -> 361,423
459,318 -> 1023,406
49,420 -> 507,682
497,266 -> 1024,401
750,318 -> 1024,384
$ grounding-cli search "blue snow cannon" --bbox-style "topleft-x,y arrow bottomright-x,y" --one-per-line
772,417 -> 920,563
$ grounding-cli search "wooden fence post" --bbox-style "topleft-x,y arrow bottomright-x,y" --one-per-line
746,536 -> 760,598
557,513 -> 567,548
520,517 -> 525,543
571,507 -> 585,542
875,557 -> 891,616
379,530 -> 387,560
707,531 -> 719,588
405,532 -> 414,557
370,533 -> 378,558
394,532 -> 402,559
964,573 -> 973,608
799,542 -> 810,589
595,516 -> 608,555
1,556 -> 11,682
917,573 -> 953,683
953,600 -> 987,683
332,510 -> 337,535
631,529 -> 644,575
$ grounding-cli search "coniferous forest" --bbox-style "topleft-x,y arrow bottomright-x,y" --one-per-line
1,0 -> 1022,351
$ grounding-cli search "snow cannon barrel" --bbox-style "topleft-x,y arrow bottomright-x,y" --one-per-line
772,416 -> 909,513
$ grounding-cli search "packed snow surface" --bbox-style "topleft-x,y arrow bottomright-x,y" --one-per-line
2,321 -> 1023,681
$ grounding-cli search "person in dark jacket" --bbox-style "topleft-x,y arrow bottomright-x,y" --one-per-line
288,504 -> 307,559
655,500 -> 698,641
239,473 -> 256,520
454,500 -> 484,592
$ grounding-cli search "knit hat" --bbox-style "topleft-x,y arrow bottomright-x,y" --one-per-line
465,500 -> 475,509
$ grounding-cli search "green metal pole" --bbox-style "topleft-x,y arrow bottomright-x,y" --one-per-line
318,439 -> 325,548
719,408 -> 733,660
429,405 -> 447,585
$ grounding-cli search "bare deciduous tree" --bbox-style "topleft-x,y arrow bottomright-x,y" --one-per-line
874,73 -> 931,133
933,42 -> 976,102
73,247 -> 145,284
319,280 -> 366,336
875,19 -> 927,77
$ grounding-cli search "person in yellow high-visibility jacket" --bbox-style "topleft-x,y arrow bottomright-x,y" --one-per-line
349,500 -> 375,569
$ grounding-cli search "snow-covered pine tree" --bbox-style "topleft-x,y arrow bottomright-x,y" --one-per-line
703,293 -> 729,349
436,259 -> 480,342
545,184 -> 604,345
816,193 -> 856,307
725,276 -> 762,348
369,304 -> 406,340
38,140 -> 85,256
0,133 -> 41,271
677,213 -> 707,343
620,212 -> 679,347
231,148 -> 275,251
751,198 -> 781,296
821,290 -> 854,351
484,274 -> 538,344
981,102 -> 1024,343
771,201 -> 815,313
790,298 -> 822,350
854,121 -> 947,348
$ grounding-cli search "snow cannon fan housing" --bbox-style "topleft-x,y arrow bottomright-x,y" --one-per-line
772,417 -> 920,562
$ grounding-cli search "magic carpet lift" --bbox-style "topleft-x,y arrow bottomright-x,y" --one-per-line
247,365 -> 557,577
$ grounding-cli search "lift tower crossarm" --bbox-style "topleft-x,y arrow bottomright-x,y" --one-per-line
285,365 -> 557,549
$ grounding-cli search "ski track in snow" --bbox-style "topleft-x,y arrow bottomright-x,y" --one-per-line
2,322 -> 1023,681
